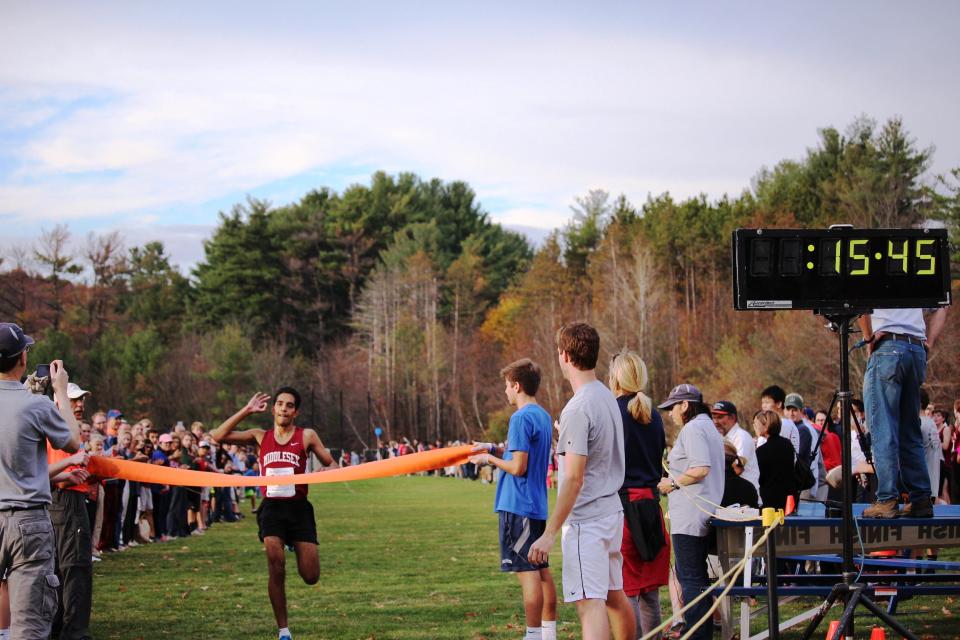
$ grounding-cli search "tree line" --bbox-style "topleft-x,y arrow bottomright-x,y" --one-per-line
2,116 -> 958,448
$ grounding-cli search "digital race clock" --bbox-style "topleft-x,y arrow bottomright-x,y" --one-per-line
732,227 -> 952,311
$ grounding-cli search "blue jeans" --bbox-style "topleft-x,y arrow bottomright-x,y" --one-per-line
671,533 -> 711,640
863,339 -> 930,503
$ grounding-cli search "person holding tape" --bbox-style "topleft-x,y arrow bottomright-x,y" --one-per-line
210,387 -> 335,640
470,358 -> 557,640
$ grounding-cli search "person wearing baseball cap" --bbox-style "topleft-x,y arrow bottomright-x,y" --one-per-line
711,400 -> 759,494
101,410 -> 123,450
784,393 -> 827,503
0,322 -> 83,638
0,322 -> 34,360
655,384 -> 725,640
149,433 -> 174,542
47,382 -> 95,639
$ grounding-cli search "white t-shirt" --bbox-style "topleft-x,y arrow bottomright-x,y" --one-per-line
557,380 -> 625,523
872,308 -> 926,340
851,429 -> 867,468
782,418 -> 800,455
921,416 -> 940,498
797,418 -> 825,497
725,423 -> 759,492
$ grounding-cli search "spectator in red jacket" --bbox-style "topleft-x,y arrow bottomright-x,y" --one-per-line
814,410 -> 842,472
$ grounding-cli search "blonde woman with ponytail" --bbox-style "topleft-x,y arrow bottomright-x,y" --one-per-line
608,350 -> 670,639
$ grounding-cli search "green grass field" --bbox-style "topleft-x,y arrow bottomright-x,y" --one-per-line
91,477 -> 574,639
90,477 -> 958,639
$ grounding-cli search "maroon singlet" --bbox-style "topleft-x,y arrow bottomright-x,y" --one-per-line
259,427 -> 308,500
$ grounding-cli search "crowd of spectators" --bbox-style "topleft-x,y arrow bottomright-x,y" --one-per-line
75,412 -> 261,560
37,366 -> 960,640
61,382 -> 960,638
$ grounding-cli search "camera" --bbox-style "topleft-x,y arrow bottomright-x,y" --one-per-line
35,364 -> 50,379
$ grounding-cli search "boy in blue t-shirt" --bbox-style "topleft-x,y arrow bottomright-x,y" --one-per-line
472,358 -> 557,640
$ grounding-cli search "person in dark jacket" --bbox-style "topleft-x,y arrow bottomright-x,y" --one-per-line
608,350 -> 669,639
754,410 -> 797,510
721,441 -> 759,509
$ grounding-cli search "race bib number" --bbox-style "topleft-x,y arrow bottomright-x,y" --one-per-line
265,466 -> 296,498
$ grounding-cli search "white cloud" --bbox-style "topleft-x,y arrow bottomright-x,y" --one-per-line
0,2 -> 958,234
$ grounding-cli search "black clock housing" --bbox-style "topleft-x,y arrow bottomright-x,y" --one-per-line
732,227 -> 952,311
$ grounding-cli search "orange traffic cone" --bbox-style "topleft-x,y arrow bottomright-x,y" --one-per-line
825,620 -> 839,639
869,626 -> 886,640
786,495 -> 796,516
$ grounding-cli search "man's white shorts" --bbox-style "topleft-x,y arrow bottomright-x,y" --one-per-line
560,511 -> 624,602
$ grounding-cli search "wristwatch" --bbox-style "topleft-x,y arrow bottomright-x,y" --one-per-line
670,479 -> 680,492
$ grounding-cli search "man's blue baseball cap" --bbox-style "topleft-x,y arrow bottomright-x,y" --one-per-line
0,323 -> 34,359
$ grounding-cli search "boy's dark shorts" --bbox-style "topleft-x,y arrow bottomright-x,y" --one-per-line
257,498 -> 318,546
499,511 -> 548,572
187,489 -> 201,511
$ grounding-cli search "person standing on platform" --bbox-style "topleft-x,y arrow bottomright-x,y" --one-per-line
860,307 -> 948,519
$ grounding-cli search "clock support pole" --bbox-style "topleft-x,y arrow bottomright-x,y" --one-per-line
798,311 -> 918,640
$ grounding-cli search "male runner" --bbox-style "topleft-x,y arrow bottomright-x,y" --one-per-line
210,387 -> 334,640
471,358 -> 557,640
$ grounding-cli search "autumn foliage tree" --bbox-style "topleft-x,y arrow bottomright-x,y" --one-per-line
2,116 -> 957,447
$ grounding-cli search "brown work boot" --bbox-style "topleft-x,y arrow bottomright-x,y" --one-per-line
898,499 -> 934,519
863,499 -> 900,519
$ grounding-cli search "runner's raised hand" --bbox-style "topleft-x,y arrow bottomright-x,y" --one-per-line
245,392 -> 272,415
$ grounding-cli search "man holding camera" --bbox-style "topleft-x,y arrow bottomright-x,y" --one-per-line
0,322 -> 82,639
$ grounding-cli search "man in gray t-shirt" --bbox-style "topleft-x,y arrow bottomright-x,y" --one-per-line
0,322 -> 81,640
528,322 -> 633,639
556,380 -> 625,522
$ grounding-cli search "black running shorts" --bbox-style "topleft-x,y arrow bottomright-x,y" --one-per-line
256,498 -> 318,546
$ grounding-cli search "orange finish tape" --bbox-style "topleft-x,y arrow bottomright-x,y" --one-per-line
87,445 -> 475,487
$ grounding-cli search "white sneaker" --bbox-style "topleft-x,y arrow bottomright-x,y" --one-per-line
92,555 -> 102,562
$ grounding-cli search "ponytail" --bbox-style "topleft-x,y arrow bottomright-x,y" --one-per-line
608,350 -> 654,425
627,391 -> 653,424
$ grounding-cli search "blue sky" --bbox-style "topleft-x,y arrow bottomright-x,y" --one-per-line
2,1 -> 959,270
